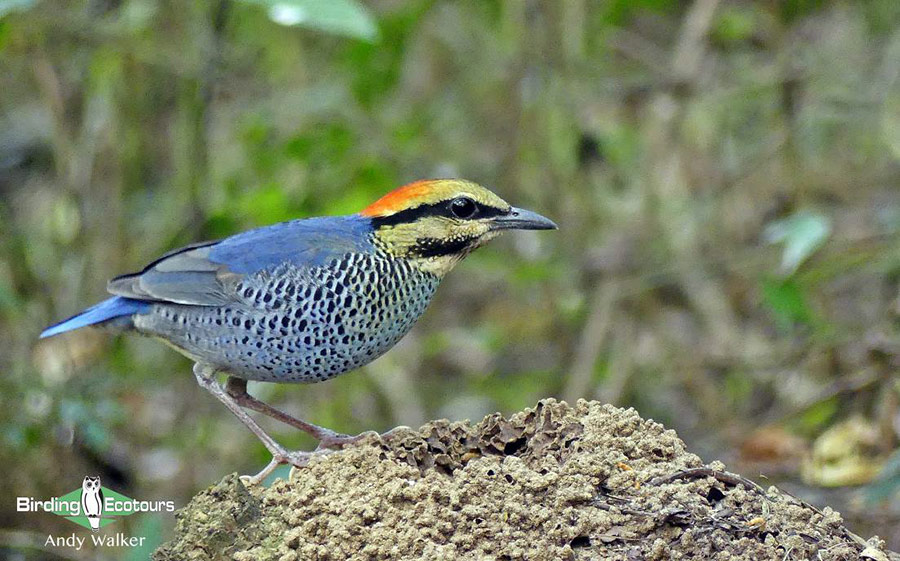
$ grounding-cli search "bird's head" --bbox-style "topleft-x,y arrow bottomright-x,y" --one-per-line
360,179 -> 557,276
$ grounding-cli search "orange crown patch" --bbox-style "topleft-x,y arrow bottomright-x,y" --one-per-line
359,180 -> 436,218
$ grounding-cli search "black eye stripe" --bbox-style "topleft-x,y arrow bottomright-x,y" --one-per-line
370,199 -> 507,228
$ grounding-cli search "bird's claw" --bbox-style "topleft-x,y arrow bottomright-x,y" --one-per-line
240,449 -> 319,486
314,430 -> 373,451
240,457 -> 280,487
242,426 -> 415,485
314,426 -> 411,451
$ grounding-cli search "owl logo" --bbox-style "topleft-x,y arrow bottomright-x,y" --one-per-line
80,476 -> 104,531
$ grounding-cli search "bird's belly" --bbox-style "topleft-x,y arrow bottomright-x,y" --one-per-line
134,260 -> 440,383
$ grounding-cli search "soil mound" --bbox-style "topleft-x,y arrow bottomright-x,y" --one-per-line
154,399 -> 895,560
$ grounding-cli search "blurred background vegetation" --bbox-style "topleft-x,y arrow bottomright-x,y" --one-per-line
1,0 -> 899,557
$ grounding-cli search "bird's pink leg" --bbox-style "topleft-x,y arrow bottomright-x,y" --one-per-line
193,364 -> 316,484
224,376 -> 364,449
223,376 -> 410,449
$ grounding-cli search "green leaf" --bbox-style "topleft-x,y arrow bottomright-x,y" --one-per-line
238,0 -> 378,41
764,210 -> 831,275
793,397 -> 838,434
760,277 -> 813,331
0,0 -> 36,18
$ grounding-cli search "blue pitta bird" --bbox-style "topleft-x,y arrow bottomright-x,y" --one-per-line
41,179 -> 557,482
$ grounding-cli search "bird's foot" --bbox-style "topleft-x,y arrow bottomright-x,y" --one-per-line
240,448 -> 329,486
315,425 -> 413,451
314,430 -> 370,450
242,426 -> 419,484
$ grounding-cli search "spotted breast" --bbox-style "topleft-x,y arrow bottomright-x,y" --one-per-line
134,252 -> 440,383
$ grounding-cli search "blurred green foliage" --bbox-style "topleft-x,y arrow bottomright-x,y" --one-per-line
0,0 -> 899,556
239,0 -> 378,41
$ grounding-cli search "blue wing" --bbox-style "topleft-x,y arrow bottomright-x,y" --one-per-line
106,215 -> 374,306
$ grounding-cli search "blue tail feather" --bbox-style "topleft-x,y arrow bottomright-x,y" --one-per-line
40,297 -> 150,339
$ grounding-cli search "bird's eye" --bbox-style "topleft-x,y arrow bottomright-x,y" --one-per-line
450,197 -> 477,219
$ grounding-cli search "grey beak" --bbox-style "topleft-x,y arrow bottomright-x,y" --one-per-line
491,207 -> 558,231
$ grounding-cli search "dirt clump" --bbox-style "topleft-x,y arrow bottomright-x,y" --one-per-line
154,399 -> 896,560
